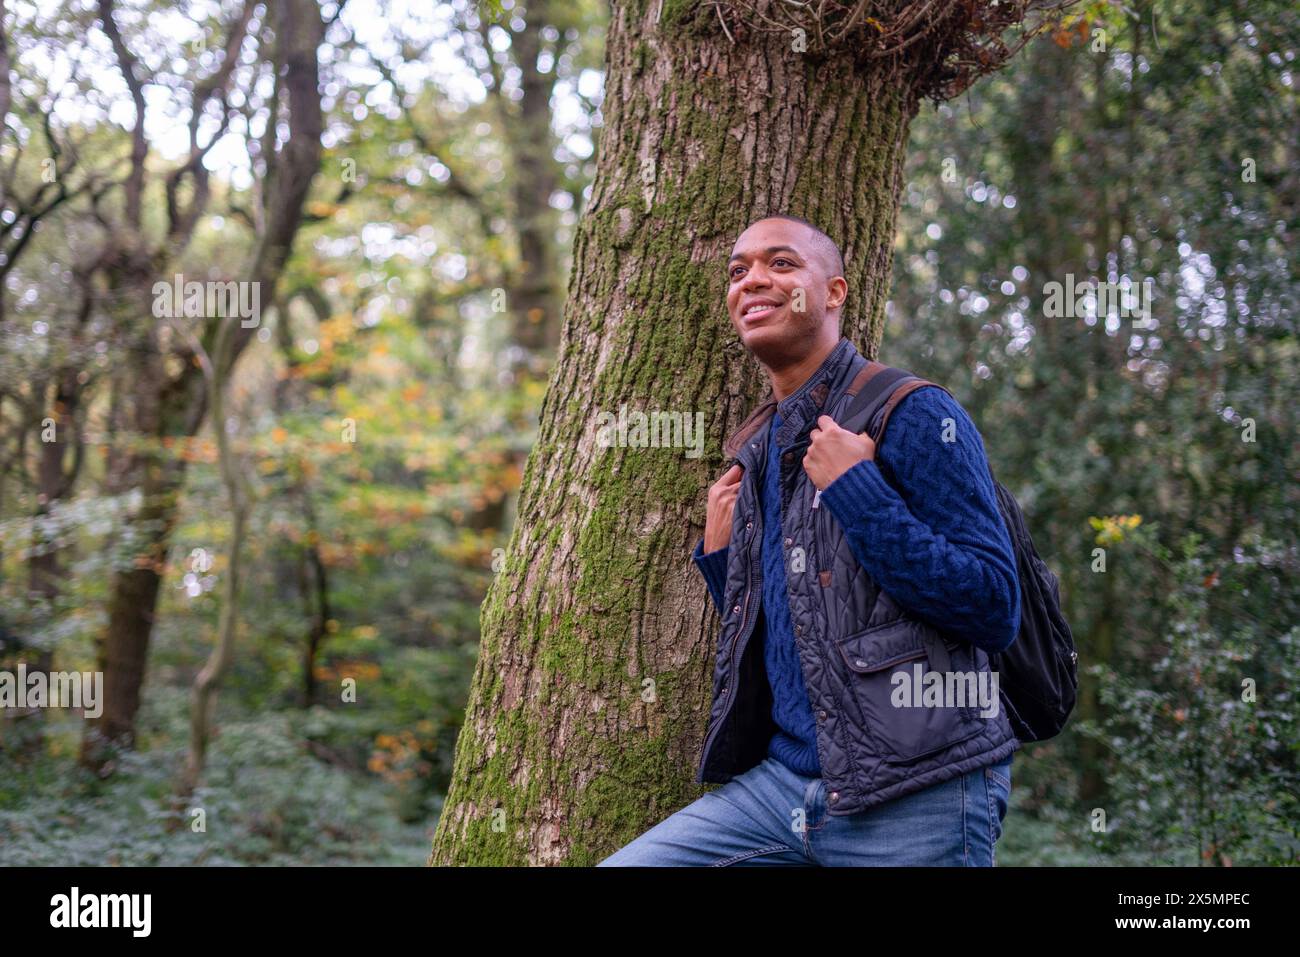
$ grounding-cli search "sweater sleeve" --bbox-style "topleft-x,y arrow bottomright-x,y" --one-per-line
692,537 -> 730,619
818,387 -> 1020,653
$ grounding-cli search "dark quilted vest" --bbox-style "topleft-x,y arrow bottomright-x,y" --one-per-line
695,336 -> 1019,815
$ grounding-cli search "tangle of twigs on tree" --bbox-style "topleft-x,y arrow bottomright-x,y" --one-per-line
711,0 -> 1084,101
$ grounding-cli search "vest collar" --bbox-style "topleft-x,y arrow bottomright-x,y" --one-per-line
724,336 -> 864,461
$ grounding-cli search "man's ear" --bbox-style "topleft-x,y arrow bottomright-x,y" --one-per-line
826,276 -> 848,311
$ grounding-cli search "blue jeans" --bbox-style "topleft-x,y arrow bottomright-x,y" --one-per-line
597,755 -> 1011,866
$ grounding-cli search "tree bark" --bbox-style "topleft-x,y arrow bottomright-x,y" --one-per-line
429,1 -> 953,866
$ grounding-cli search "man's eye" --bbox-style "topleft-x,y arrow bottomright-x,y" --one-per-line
773,258 -> 794,267
729,266 -> 745,279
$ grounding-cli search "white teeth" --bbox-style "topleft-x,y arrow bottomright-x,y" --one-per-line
745,304 -> 775,315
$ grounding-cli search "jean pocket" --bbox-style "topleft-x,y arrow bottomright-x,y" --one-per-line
985,764 -> 1011,794
984,764 -> 1011,849
836,618 -> 985,764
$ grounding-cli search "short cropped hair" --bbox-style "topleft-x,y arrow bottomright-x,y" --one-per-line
747,213 -> 845,279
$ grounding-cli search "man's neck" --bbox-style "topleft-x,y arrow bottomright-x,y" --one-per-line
767,335 -> 840,402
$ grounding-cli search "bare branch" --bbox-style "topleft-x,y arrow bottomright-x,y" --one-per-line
96,0 -> 148,227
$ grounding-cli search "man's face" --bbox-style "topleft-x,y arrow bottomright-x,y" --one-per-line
725,218 -> 844,366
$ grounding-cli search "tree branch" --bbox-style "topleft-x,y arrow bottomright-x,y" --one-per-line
96,0 -> 148,228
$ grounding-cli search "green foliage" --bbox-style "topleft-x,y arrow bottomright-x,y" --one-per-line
1079,534 -> 1299,865
0,692 -> 429,866
889,0 -> 1298,864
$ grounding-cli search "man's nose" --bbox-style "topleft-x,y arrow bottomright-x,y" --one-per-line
739,263 -> 772,289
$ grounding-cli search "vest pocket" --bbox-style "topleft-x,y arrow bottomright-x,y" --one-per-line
835,617 -> 985,764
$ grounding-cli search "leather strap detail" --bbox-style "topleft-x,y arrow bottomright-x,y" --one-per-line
873,380 -> 951,444
722,391 -> 776,460
844,360 -> 886,398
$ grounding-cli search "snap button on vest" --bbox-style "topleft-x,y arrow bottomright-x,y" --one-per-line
829,791 -> 839,804
732,604 -> 740,614
783,537 -> 792,546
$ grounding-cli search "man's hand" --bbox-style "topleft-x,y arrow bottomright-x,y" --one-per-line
703,463 -> 743,553
803,415 -> 876,490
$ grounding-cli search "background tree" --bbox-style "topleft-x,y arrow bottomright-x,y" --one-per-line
885,0 -> 1297,862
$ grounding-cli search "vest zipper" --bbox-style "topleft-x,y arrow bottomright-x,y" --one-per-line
812,387 -> 855,591
700,505 -> 762,773
812,489 -> 831,588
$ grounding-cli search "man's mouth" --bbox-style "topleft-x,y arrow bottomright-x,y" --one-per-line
741,301 -> 781,323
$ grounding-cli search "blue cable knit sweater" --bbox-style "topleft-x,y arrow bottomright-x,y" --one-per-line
692,386 -> 1020,777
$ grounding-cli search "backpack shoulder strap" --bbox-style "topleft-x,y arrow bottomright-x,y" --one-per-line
873,379 -> 949,444
836,361 -> 950,443
838,361 -> 910,427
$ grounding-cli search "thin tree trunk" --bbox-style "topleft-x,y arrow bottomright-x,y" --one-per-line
299,487 -> 331,709
498,0 -> 565,373
268,291 -> 335,708
462,1 -> 571,536
181,318 -> 250,796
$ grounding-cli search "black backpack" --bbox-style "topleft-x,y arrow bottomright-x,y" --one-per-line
831,361 -> 1079,743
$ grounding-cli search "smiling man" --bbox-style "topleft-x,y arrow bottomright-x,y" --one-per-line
598,214 -> 1021,867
